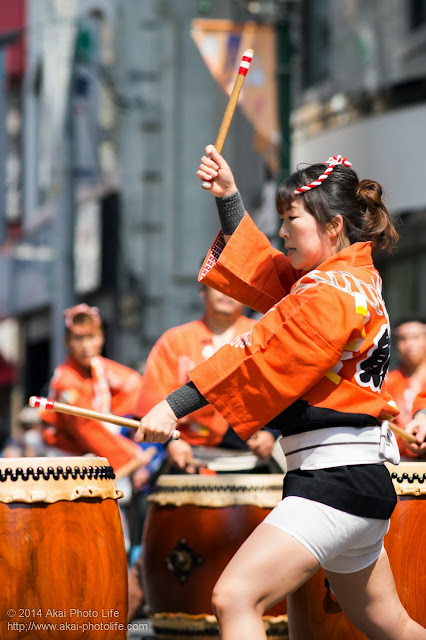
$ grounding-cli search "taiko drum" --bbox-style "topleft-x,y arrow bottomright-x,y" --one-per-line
141,473 -> 288,640
287,462 -> 426,639
0,457 -> 128,639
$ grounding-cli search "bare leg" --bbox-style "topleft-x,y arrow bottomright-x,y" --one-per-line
211,522 -> 320,640
326,550 -> 426,640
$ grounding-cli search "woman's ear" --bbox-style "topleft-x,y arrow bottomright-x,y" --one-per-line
327,214 -> 344,238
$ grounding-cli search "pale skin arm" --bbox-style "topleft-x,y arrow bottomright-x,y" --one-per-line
196,145 -> 238,242
403,411 -> 426,457
167,439 -> 198,474
135,399 -> 178,445
135,401 -> 198,472
247,431 -> 276,460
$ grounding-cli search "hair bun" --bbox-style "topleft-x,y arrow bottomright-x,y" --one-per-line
357,179 -> 383,206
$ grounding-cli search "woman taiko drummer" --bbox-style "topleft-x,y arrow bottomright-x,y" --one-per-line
135,148 -> 426,640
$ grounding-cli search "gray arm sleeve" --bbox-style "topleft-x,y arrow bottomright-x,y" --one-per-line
166,381 -> 208,419
215,190 -> 245,235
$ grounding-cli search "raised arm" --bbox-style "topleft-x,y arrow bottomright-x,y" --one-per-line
197,145 -> 244,243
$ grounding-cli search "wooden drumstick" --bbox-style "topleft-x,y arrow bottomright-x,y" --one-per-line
202,49 -> 254,189
29,396 -> 180,440
389,423 -> 418,445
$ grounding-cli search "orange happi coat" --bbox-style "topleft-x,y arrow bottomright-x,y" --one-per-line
42,356 -> 144,475
413,389 -> 426,416
190,213 -> 399,441
135,315 -> 255,446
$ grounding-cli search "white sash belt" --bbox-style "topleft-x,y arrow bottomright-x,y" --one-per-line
280,422 -> 400,472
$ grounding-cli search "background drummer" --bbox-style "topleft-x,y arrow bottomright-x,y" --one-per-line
134,282 -> 280,474
39,303 -> 151,477
387,315 -> 426,459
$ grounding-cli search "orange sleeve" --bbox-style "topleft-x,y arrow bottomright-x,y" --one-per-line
199,214 -> 302,314
190,281 -> 357,439
413,389 -> 426,416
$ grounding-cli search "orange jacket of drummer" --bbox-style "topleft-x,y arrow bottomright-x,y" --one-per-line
190,215 -> 399,440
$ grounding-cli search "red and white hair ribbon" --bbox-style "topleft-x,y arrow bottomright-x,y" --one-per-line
293,155 -> 352,195
63,303 -> 101,333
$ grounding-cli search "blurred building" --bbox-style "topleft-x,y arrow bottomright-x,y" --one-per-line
290,0 -> 426,328
0,0 -> 268,427
1,0 -> 425,431
0,0 -> 24,438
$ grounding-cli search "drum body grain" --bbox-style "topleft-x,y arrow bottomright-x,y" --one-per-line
141,473 -> 288,639
287,462 -> 426,639
0,457 -> 128,639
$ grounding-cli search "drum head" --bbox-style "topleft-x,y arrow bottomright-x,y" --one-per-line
0,457 -> 123,504
148,473 -> 284,507
387,462 -> 426,496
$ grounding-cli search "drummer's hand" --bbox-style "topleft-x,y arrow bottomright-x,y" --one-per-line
197,145 -> 238,198
247,430 -> 275,460
168,439 -> 197,474
135,400 -> 178,444
404,412 -> 426,457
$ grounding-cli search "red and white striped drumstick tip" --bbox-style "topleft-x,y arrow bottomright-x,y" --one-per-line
29,395 -> 54,410
238,49 -> 254,76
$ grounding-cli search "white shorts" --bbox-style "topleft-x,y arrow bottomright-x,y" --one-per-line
263,496 -> 390,574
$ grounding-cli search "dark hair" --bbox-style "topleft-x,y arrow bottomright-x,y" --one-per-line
393,314 -> 426,331
64,312 -> 103,338
275,163 -> 399,252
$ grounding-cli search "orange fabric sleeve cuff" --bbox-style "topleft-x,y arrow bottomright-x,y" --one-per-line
413,390 -> 426,416
199,213 -> 300,314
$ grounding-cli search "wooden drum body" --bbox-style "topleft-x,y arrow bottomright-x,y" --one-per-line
0,457 -> 128,639
287,462 -> 426,639
141,473 -> 288,639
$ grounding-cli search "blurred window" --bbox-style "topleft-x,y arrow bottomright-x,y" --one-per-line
409,0 -> 426,29
301,0 -> 331,87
